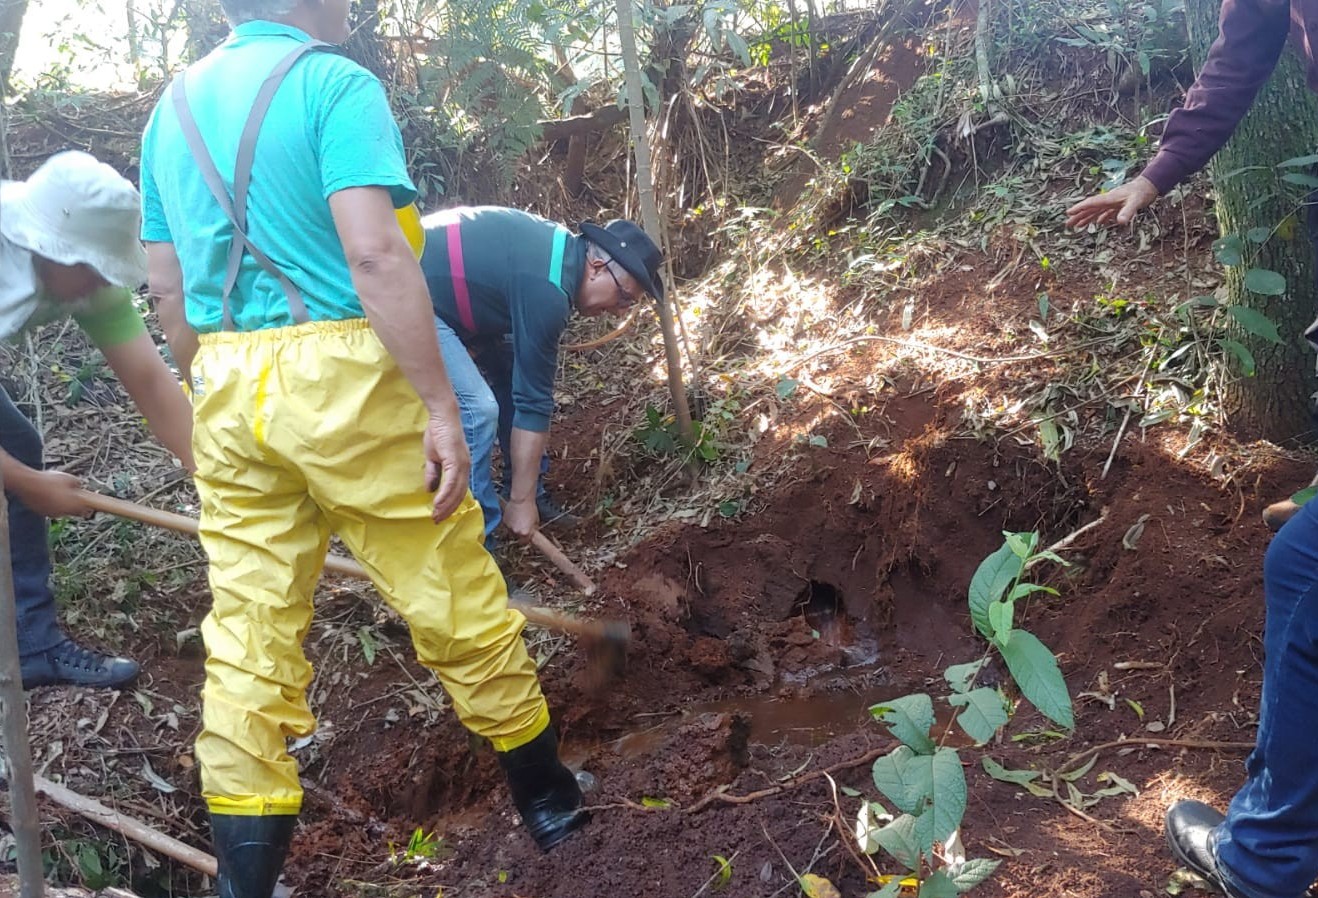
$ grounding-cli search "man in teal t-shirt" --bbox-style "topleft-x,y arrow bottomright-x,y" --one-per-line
0,150 -> 195,689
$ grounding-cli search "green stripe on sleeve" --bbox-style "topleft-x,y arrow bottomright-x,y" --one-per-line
548,227 -> 568,292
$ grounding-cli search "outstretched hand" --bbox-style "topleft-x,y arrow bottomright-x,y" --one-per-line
1065,175 -> 1160,229
423,411 -> 472,522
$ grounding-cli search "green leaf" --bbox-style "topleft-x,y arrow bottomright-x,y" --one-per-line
944,659 -> 988,695
357,626 -> 378,666
641,796 -> 672,808
872,746 -> 932,815
906,748 -> 967,851
1291,485 -> 1318,506
981,756 -> 1053,797
776,377 -> 800,399
808,434 -> 829,448
1004,531 -> 1038,558
1246,226 -> 1272,244
950,858 -> 1003,892
870,694 -> 936,754
1278,153 -> 1318,168
968,542 -> 1023,639
919,869 -> 960,898
1227,306 -> 1285,344
718,500 -> 741,518
1243,268 -> 1287,296
1218,338 -> 1256,376
1008,582 -> 1058,600
1212,235 -> 1245,266
988,599 -> 1013,644
725,29 -> 751,65
949,687 -> 1009,745
872,813 -> 921,871
998,629 -> 1074,730
1282,172 -> 1318,188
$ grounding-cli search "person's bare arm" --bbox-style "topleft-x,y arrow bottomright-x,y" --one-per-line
147,242 -> 199,392
0,448 -> 92,518
100,332 -> 196,472
504,427 -> 548,537
328,186 -> 470,521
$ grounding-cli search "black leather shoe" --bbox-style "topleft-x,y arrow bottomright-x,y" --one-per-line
211,813 -> 297,898
20,640 -> 140,690
497,726 -> 589,851
536,493 -> 581,530
1166,800 -> 1246,897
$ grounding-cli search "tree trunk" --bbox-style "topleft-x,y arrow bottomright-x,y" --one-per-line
0,0 -> 28,95
1186,0 -> 1318,442
0,465 -> 45,898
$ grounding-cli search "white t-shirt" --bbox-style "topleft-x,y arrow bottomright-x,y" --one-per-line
0,234 -> 40,342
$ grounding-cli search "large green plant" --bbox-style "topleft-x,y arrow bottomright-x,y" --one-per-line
859,532 -> 1072,897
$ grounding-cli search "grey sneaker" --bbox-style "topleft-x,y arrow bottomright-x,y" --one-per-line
21,639 -> 140,690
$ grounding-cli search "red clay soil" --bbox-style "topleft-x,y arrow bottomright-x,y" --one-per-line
19,243 -> 1301,897
264,264 -> 1309,898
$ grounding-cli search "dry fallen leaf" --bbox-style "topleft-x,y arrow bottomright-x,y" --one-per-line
799,873 -> 841,898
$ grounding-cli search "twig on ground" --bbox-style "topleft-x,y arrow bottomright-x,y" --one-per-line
1025,508 -> 1110,568
822,771 -> 881,881
685,743 -> 892,813
1047,736 -> 1254,830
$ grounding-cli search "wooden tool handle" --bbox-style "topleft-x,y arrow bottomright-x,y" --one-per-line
79,489 -> 200,536
78,490 -> 592,594
526,529 -> 596,595
79,489 -> 375,580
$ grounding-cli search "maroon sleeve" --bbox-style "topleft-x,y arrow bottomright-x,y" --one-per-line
1140,0 -> 1292,193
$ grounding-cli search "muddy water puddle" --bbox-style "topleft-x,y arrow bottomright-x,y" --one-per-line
613,685 -> 893,757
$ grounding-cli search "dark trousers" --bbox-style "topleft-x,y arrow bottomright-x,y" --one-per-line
0,387 -> 65,658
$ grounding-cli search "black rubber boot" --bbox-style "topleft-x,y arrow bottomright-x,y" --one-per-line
496,726 -> 588,851
210,813 -> 297,898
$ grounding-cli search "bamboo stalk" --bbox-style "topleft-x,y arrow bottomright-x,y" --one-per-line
615,0 -> 697,454
0,466 -> 45,897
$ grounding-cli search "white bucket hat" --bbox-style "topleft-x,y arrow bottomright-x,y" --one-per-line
0,150 -> 148,289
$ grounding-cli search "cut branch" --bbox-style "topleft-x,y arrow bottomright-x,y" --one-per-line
538,105 -> 628,142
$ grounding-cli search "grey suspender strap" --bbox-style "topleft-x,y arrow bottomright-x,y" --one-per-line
169,40 -> 331,330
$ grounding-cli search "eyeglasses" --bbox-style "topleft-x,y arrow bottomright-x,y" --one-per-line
604,261 -> 639,308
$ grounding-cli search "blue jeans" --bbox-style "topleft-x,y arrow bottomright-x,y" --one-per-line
1215,496 -> 1318,898
435,319 -> 548,547
0,388 -> 66,659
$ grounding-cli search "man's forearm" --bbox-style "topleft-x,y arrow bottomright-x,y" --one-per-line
0,448 -> 38,499
157,292 -> 198,390
101,333 -> 196,470
509,427 -> 549,503
135,366 -> 196,470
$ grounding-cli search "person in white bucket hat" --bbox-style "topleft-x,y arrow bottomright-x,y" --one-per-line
0,150 -> 195,689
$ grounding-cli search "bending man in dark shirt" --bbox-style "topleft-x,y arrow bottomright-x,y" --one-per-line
421,207 -> 663,543
1069,3 -> 1318,897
